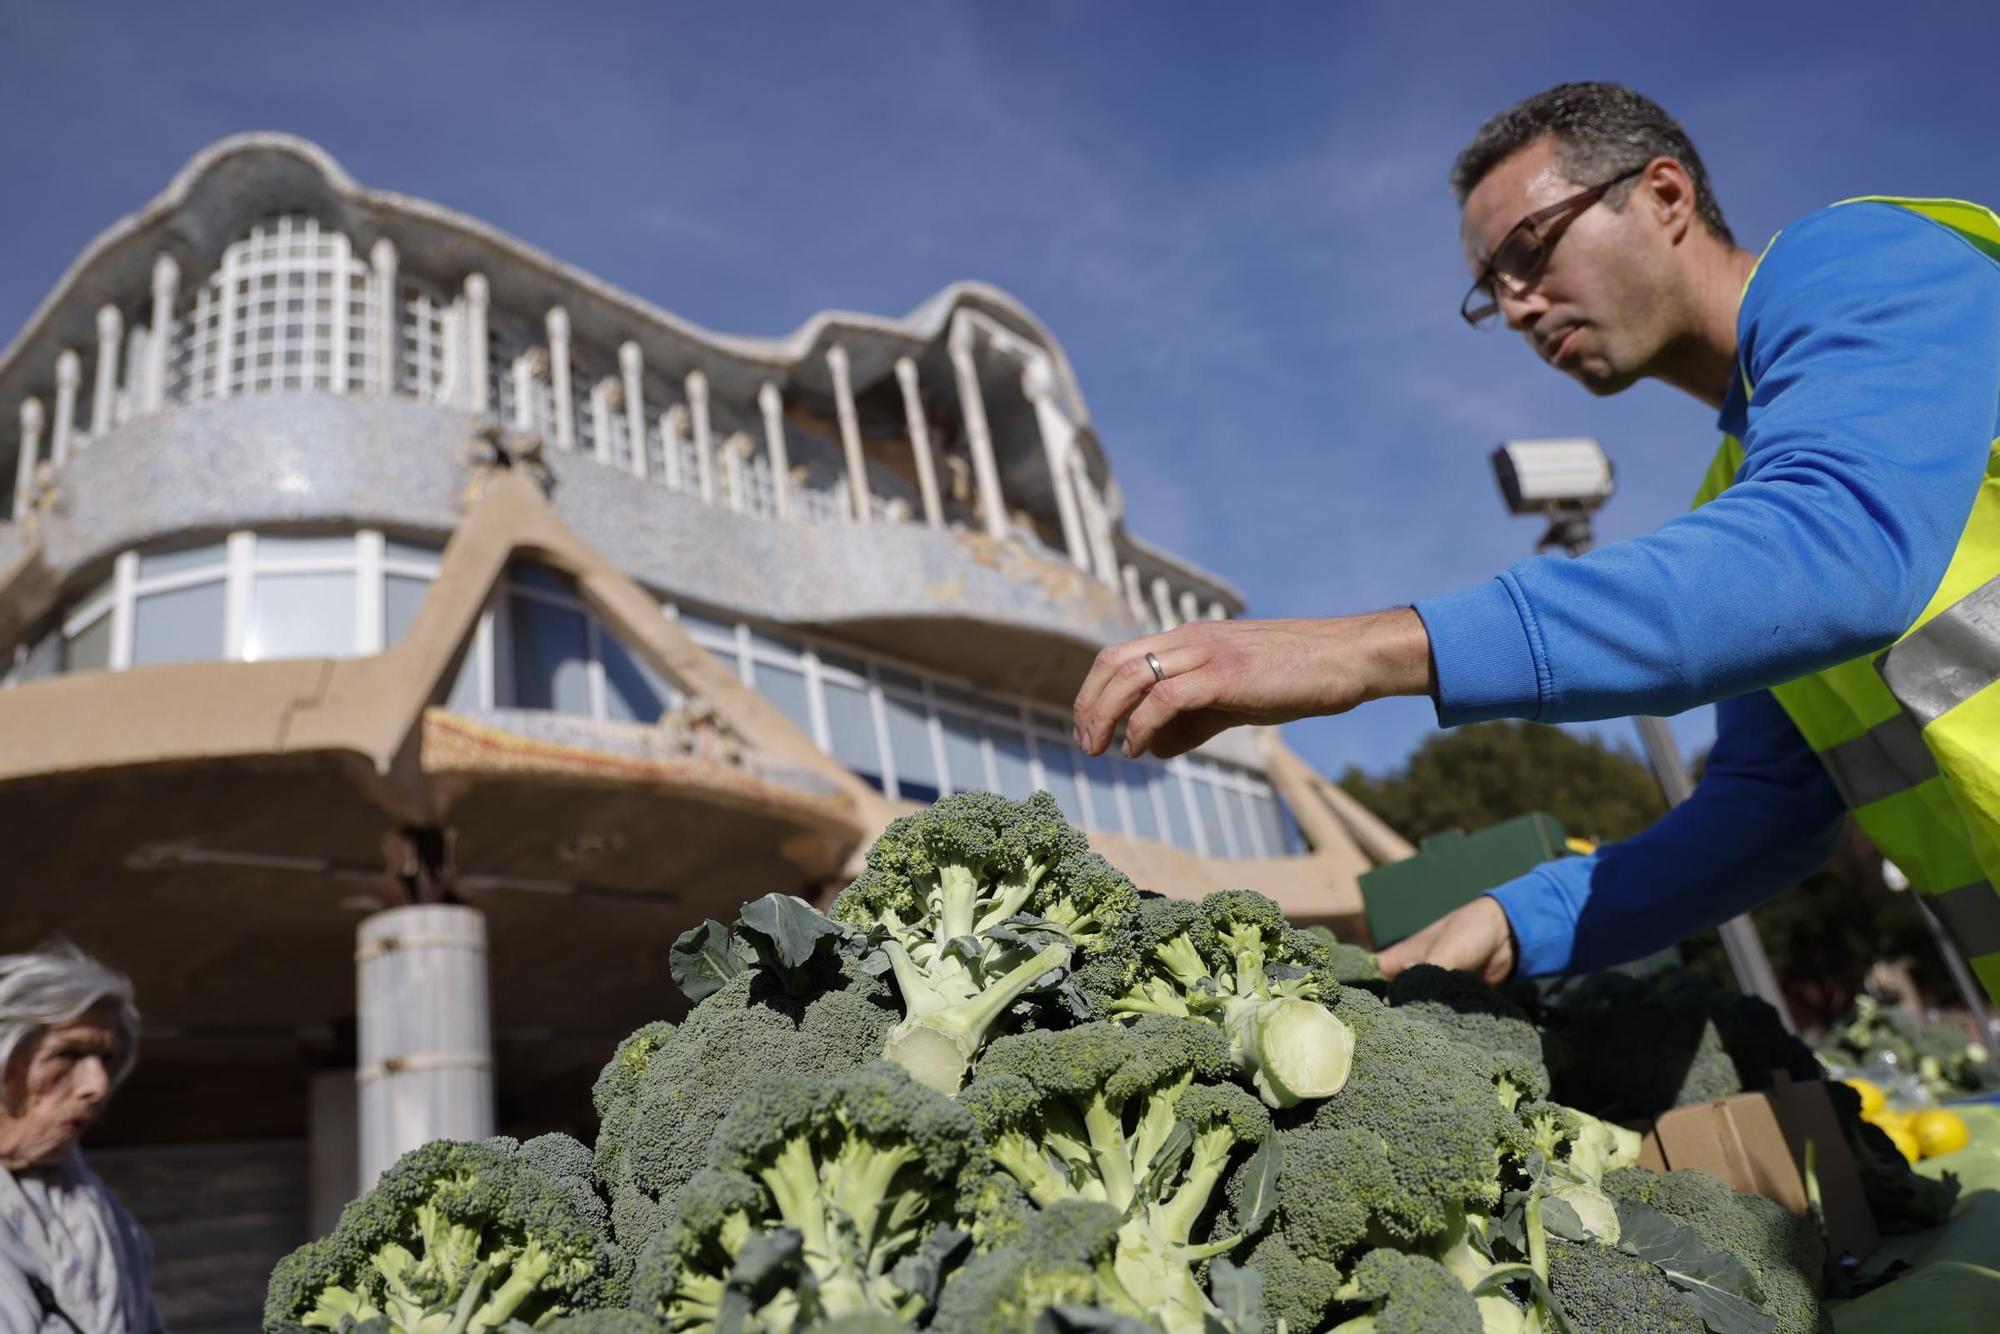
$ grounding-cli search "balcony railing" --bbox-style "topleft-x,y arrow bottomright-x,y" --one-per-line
4,214 -> 1233,632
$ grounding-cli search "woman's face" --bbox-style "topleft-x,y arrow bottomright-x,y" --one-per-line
0,1003 -> 121,1170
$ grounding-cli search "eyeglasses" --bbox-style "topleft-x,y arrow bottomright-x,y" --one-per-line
1460,164 -> 1647,328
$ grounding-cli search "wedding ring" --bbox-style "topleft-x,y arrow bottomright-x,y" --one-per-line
1144,651 -> 1166,684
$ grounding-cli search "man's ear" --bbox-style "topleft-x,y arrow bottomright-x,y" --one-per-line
1642,156 -> 1698,244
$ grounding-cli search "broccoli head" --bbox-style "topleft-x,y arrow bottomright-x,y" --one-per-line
1544,1238 -> 1702,1334
595,958 -> 899,1252
1603,1167 -> 1827,1334
932,1199 -> 1132,1333
1386,965 -> 1547,1086
1298,925 -> 1386,991
633,1062 -> 982,1330
959,1017 -> 1271,1334
1327,1248 -> 1484,1333
264,1134 -> 624,1332
1080,891 -> 1356,1109
831,790 -> 1141,1095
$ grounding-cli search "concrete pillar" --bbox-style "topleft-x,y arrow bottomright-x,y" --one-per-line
590,378 -> 619,465
1023,356 -> 1089,568
1152,577 -> 1178,631
308,1070 -> 360,1238
619,342 -> 648,480
723,432 -> 752,513
1208,601 -> 1227,621
213,244 -> 240,400
758,382 -> 791,521
686,370 -> 715,504
462,274 -> 490,414
825,344 -> 871,524
1121,564 -> 1149,625
117,327 -> 146,426
371,240 -> 399,396
546,307 -> 575,451
510,351 -> 538,432
1179,590 -> 1203,626
356,904 -> 494,1188
1067,449 -> 1120,587
948,315 -> 1007,540
91,305 -> 122,438
13,398 -> 44,521
144,253 -> 179,412
660,405 -> 688,492
894,357 -> 944,529
51,351 -> 80,467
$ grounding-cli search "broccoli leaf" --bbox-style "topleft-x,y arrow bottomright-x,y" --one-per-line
1615,1200 -> 1776,1334
668,918 -> 751,1004
888,1224 -> 972,1311
1232,1136 -> 1282,1241
735,893 -> 854,994
1206,1257 -> 1264,1332
1036,1306 -> 1162,1333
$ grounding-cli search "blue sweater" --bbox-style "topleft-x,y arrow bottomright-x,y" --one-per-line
1411,201 -> 2000,976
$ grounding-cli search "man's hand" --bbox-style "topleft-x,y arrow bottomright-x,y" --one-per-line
1376,895 -> 1519,985
1071,609 -> 1436,760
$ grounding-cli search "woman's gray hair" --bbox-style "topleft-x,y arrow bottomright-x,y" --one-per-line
0,941 -> 142,1098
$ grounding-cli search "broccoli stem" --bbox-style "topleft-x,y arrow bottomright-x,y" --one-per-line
1522,1192 -> 1550,1334
882,940 -> 1072,1094
1153,936 -> 1214,991
1223,995 -> 1355,1108
1153,1124 -> 1234,1244
933,864 -> 982,947
467,1246 -> 553,1330
1084,1094 -> 1138,1212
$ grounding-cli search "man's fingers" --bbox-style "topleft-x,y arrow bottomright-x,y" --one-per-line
1074,635 -> 1205,754
1121,669 -> 1217,759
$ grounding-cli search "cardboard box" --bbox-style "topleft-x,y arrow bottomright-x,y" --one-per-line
1636,1076 -> 1878,1261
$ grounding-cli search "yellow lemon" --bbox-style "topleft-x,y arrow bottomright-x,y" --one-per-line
1911,1109 -> 1970,1159
1845,1078 -> 1887,1118
1883,1122 -> 1923,1165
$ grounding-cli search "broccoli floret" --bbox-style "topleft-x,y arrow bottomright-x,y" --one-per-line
542,1313 -> 668,1332
831,791 -> 1140,1095
631,1062 -> 981,1329
1229,1230 -> 1345,1334
1298,925 -> 1386,992
1270,987 -> 1530,1254
959,1018 -> 1271,1334
595,959 -> 899,1252
1386,965 -> 1548,1085
264,1135 -> 624,1332
933,1200 -> 1132,1333
1327,1248 -> 1484,1333
1603,1167 -> 1827,1334
1080,891 -> 1357,1108
1544,1238 -> 1702,1334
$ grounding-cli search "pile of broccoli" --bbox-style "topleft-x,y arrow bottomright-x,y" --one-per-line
270,791 -> 1850,1334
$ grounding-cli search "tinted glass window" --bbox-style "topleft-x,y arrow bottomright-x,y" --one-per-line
753,660 -> 816,738
247,572 -> 356,661
603,633 -> 674,723
132,581 -> 224,666
508,594 -> 591,714
884,692 -> 941,803
823,678 -> 883,787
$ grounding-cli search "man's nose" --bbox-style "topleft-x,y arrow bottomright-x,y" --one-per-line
1498,284 -> 1549,334
73,1056 -> 110,1103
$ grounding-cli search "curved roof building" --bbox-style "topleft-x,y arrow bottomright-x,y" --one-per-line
0,134 -> 1407,1322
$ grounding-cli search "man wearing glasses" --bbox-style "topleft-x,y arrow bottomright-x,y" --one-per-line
1072,82 -> 2000,1000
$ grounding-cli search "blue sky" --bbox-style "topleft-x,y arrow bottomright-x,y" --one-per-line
3,1 -> 1994,780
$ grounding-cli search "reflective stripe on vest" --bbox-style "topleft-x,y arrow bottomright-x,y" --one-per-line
1691,196 -> 2000,1001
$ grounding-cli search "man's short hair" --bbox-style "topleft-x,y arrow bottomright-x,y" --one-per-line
1452,82 -> 1734,246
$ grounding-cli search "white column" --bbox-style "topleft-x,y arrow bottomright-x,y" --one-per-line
144,253 -> 179,412
894,357 -> 944,529
1067,450 -> 1120,588
462,274 -> 490,414
619,342 -> 648,480
117,327 -> 146,426
723,432 -> 752,513
213,244 -> 239,400
949,315 -> 1007,540
510,351 -> 538,432
371,239 -> 399,396
686,370 -> 715,503
1152,577 -> 1178,631
1179,590 -> 1202,626
1023,356 -> 1089,567
330,235 -> 351,396
437,305 -> 463,408
590,378 -> 617,465
91,305 -> 122,438
1208,601 -> 1227,621
51,351 -> 80,467
758,382 -> 791,521
356,904 -> 494,1188
660,405 -> 687,491
546,307 -> 574,451
1121,564 -> 1149,625
825,343 -> 871,524
13,398 -> 44,521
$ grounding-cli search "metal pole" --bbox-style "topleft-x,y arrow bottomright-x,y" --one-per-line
1903,876 -> 2000,1050
1556,520 -> 1797,1029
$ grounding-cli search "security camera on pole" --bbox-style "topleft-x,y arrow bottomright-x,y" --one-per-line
1491,438 -> 1795,1029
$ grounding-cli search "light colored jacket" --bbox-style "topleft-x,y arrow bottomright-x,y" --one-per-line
0,1151 -> 163,1334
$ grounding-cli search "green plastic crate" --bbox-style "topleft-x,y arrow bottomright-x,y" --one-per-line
1359,812 -> 1569,948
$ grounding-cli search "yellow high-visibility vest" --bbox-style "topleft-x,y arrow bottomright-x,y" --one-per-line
1692,197 -> 2000,1001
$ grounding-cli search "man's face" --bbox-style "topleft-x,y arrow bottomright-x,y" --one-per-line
1460,137 -> 1678,396
0,1003 -> 120,1169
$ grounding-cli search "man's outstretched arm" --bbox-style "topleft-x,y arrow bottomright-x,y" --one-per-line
1379,689 -> 1845,980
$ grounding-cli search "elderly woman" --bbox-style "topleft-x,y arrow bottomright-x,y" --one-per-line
0,943 -> 162,1333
